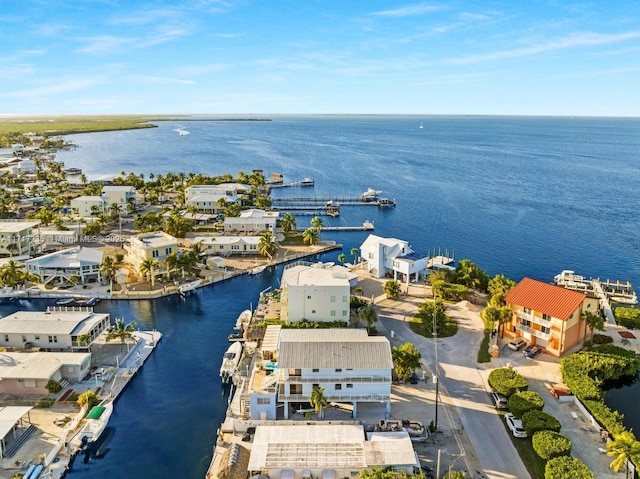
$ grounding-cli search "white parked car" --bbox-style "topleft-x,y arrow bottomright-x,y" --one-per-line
505,413 -> 527,438
507,338 -> 526,351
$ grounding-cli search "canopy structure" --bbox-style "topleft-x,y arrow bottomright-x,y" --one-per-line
0,406 -> 33,459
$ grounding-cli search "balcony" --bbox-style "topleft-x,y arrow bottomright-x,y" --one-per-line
516,323 -> 550,341
283,375 -> 392,384
279,393 -> 391,403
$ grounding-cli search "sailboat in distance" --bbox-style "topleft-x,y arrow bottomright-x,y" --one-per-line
419,121 -> 424,129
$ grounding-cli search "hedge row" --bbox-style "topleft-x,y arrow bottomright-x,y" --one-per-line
560,345 -> 640,467
508,390 -> 544,418
522,410 -> 562,436
532,430 -> 572,460
487,368 -> 529,397
544,456 -> 595,479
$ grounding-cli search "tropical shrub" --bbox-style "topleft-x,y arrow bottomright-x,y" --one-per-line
615,307 -> 640,329
77,391 -> 99,409
532,430 -> 572,460
544,455 -> 594,479
522,410 -> 562,436
45,379 -> 62,394
384,280 -> 401,299
487,368 -> 528,397
592,333 -> 613,345
508,390 -> 544,418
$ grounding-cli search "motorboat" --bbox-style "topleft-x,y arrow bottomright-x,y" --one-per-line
220,341 -> 243,383
610,292 -> 638,305
300,177 -> 314,186
376,198 -> 396,207
235,309 -> 252,329
175,127 -> 190,136
249,265 -> 266,275
55,298 -> 76,306
361,187 -> 382,202
179,279 -> 202,295
77,401 -> 114,448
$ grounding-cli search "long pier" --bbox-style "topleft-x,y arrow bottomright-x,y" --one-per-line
272,196 -> 380,206
296,221 -> 374,232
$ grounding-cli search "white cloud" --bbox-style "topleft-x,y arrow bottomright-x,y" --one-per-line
2,78 -> 99,98
447,30 -> 640,65
371,3 -> 447,17
76,35 -> 134,54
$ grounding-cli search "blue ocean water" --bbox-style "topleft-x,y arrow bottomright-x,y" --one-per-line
2,116 -> 638,477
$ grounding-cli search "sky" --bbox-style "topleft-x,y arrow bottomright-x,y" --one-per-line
1,1 -> 639,116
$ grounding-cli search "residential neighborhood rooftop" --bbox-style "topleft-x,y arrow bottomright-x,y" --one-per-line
504,277 -> 587,320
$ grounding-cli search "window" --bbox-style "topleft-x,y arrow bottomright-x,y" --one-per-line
4,335 -> 8,342
331,296 -> 336,302
541,326 -> 550,334
257,398 -> 271,405
312,369 -> 319,373
165,247 -> 172,255
35,335 -> 40,340
335,369 -> 342,372
335,384 -> 342,390
331,310 -> 336,317
313,384 -> 320,390
22,336 -> 26,342
521,320 -> 531,327
307,295 -> 311,299
542,313 -> 551,320
23,379 -> 37,388
312,310 -> 316,314
524,307 -> 531,313
342,310 -> 348,317
48,336 -> 58,343
152,250 -> 159,258
346,384 -> 353,389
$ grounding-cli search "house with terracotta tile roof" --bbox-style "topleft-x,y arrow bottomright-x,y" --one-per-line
504,277 -> 600,357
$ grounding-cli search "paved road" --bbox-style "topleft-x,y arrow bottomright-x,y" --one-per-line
377,297 -> 531,479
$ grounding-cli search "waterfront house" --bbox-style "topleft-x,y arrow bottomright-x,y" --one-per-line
0,351 -> 91,395
186,183 -> 250,213
101,185 -> 136,209
25,246 -> 103,285
125,231 -> 179,279
70,195 -> 108,218
247,424 -> 418,479
504,277 -> 599,356
359,234 -> 428,285
247,328 -> 392,421
194,235 -> 260,257
0,220 -> 41,257
223,209 -> 279,234
280,262 -> 353,323
0,308 -> 110,351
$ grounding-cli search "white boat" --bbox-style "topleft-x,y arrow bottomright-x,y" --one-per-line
610,293 -> 638,305
375,419 -> 426,441
249,265 -> 266,275
220,341 -> 243,383
376,198 -> 396,207
179,279 -> 202,295
235,309 -> 252,329
78,401 -> 114,448
419,121 -> 424,129
174,127 -> 190,136
300,177 -> 314,186
361,187 -> 382,202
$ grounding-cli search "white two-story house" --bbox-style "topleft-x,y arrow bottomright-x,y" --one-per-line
359,234 -> 428,285
247,328 -> 393,421
185,183 -> 250,213
101,185 -> 136,209
70,195 -> 108,218
280,262 -> 354,323
25,246 -> 103,285
223,209 -> 279,234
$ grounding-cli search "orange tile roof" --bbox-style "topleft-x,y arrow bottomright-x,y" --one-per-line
504,277 -> 586,321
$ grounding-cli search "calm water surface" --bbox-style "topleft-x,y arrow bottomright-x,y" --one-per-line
4,116 -> 639,477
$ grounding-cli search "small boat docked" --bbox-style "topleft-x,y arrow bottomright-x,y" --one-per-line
235,309 -> 252,329
55,298 -> 76,306
220,341 -> 243,383
361,187 -> 382,202
179,279 -> 202,295
249,265 -> 266,275
610,293 -> 638,305
376,198 -> 396,207
78,401 -> 114,448
300,177 -> 314,186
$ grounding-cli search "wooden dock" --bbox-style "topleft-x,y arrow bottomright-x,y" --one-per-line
272,196 -> 379,206
296,221 -> 374,232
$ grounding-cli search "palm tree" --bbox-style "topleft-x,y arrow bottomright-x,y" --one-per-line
77,333 -> 92,349
337,253 -> 346,265
607,431 -> 640,478
258,232 -> 279,260
303,228 -> 319,246
358,306 -> 378,334
164,252 -> 180,279
350,247 -> 359,264
280,212 -> 297,234
583,310 -> 605,345
100,256 -> 117,292
310,387 -> 328,419
139,258 -> 158,286
310,216 -> 324,234
106,317 -> 137,344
